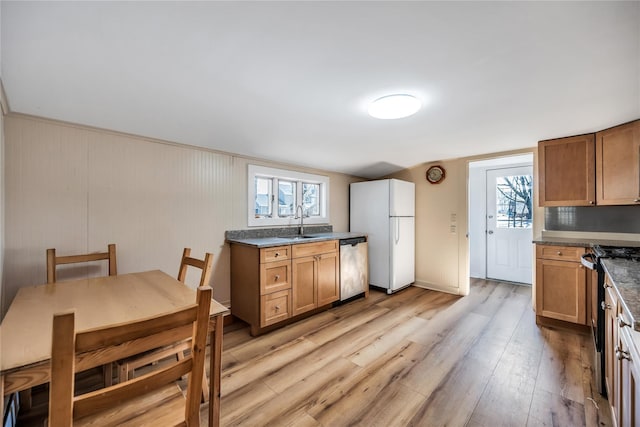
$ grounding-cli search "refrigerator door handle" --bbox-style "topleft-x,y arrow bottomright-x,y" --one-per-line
395,217 -> 400,244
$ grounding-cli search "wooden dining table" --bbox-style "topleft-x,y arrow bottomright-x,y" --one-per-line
0,269 -> 229,426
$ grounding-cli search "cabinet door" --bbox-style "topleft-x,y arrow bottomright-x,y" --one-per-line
317,252 -> 339,307
620,325 -> 640,427
605,284 -> 619,412
292,256 -> 317,316
535,258 -> 586,324
538,134 -> 595,206
596,120 -> 640,205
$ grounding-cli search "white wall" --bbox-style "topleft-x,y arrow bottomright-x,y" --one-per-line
2,114 -> 360,317
389,148 -> 540,296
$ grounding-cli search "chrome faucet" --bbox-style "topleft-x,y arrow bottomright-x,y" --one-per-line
295,204 -> 305,235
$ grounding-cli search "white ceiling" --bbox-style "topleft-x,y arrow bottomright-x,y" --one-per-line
2,1 -> 639,178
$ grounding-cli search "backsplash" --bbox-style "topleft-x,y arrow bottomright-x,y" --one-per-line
545,206 -> 640,233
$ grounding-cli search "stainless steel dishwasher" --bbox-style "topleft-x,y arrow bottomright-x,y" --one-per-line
339,237 -> 368,301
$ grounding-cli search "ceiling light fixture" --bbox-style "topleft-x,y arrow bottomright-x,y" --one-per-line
368,94 -> 421,119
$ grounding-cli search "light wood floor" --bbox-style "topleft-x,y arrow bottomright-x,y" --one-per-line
18,279 -> 612,426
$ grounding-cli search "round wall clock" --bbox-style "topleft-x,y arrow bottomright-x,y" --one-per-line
426,165 -> 446,184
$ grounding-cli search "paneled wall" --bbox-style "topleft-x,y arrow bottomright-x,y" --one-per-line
2,114 -> 358,317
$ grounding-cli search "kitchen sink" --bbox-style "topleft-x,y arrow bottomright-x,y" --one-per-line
275,235 -> 315,240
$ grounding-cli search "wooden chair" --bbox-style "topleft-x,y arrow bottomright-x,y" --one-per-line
46,244 -> 118,387
178,247 -> 214,287
47,244 -> 117,284
48,286 -> 212,427
117,248 -> 213,390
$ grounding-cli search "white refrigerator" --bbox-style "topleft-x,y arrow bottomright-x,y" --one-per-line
350,179 -> 415,294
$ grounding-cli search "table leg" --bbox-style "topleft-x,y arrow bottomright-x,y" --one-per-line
1,375 -> 4,418
208,315 -> 223,427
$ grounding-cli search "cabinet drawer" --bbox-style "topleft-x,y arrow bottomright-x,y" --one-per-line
260,246 -> 290,263
292,240 -> 338,258
261,289 -> 291,327
260,260 -> 291,295
536,245 -> 585,262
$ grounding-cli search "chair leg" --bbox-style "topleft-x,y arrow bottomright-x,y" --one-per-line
118,362 -> 130,384
201,369 -> 209,403
103,363 -> 113,387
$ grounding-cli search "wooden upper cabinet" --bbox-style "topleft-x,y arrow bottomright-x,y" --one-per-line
596,119 -> 640,206
538,134 -> 595,207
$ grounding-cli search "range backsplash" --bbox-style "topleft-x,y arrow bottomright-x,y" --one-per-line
545,205 -> 640,233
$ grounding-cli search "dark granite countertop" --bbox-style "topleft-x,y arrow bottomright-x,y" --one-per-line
602,258 -> 640,332
533,236 -> 640,248
226,232 -> 367,248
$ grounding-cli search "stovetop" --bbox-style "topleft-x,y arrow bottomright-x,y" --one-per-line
594,245 -> 640,260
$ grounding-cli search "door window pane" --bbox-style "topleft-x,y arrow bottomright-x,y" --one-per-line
254,177 -> 272,218
278,180 -> 296,217
302,182 -> 320,216
496,175 -> 532,228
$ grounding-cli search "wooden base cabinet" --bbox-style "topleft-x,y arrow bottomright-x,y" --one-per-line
535,245 -> 587,325
604,281 -> 620,421
292,241 -> 339,316
231,244 -> 292,336
619,325 -> 640,427
604,271 -> 640,427
231,240 -> 339,336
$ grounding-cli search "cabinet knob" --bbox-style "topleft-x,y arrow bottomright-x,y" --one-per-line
275,305 -> 280,311
601,301 -> 611,310
619,317 -> 631,328
274,275 -> 280,281
557,251 -> 562,256
616,348 -> 631,361
589,201 -> 595,205
634,199 -> 640,203
604,282 -> 612,289
274,252 -> 279,257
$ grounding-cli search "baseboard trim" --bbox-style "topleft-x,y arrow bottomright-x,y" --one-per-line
413,280 -> 462,296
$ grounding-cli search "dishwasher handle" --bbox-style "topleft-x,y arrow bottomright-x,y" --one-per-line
340,237 -> 366,247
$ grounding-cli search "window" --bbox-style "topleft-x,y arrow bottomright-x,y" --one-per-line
254,177 -> 273,217
495,174 -> 532,229
248,165 -> 330,227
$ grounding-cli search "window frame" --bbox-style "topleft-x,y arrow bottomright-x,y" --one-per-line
248,164 -> 330,227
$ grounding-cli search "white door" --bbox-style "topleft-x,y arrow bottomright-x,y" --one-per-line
486,166 -> 533,284
390,216 -> 415,291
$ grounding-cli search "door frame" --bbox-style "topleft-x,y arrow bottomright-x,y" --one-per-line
468,154 -> 534,281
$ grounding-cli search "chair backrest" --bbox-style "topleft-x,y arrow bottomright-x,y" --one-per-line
48,286 -> 212,426
47,244 -> 117,284
178,248 -> 213,287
